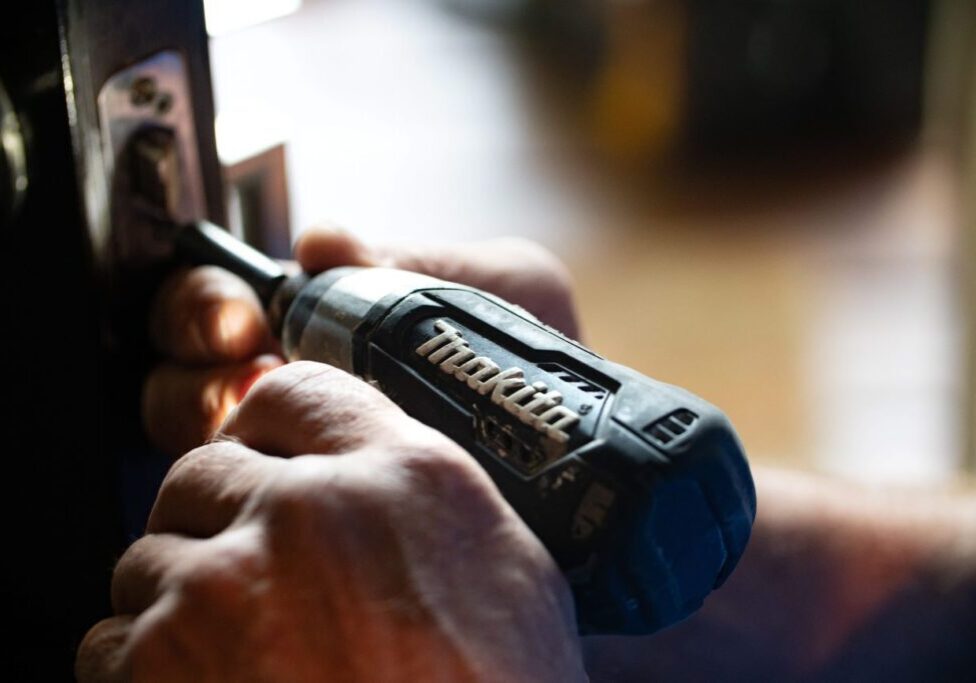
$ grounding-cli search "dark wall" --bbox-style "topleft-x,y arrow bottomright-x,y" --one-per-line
2,3 -> 121,679
2,1 -> 221,678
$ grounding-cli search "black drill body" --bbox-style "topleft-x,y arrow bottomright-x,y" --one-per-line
180,221 -> 757,635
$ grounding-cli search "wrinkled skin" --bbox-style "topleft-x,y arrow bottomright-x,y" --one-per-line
77,229 -> 587,682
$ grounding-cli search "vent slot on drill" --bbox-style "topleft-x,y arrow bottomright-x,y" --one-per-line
479,415 -> 546,475
538,362 -> 606,400
643,409 -> 699,446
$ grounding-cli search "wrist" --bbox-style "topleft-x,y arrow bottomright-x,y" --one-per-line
751,468 -> 976,674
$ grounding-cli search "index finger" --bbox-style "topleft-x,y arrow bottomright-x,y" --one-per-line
150,265 -> 273,363
218,361 -> 444,457
294,227 -> 580,338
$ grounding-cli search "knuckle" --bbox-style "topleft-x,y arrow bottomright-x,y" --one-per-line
109,538 -> 149,613
263,472 -> 314,518
122,533 -> 270,675
249,360 -> 337,397
240,361 -> 388,417
388,431 -> 498,506
149,441 -> 252,532
398,438 -> 470,475
261,460 -> 341,526
156,443 -> 211,500
173,536 -> 265,612
234,362 -> 401,449
75,617 -> 131,682
177,565 -> 238,607
233,362 -> 310,416
257,480 -> 349,556
126,608 -> 186,676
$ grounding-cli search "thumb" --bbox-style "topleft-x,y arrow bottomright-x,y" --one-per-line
293,225 -> 380,272
294,226 -> 579,338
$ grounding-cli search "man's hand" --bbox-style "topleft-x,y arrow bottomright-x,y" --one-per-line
77,362 -> 587,681
78,229 -> 584,680
75,225 -> 976,680
143,228 -> 578,457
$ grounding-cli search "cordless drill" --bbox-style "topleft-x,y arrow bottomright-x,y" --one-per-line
175,220 -> 756,636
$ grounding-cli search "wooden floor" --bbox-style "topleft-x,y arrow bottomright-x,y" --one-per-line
210,0 -> 968,485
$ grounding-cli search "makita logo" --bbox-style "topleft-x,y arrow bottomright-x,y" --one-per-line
416,320 -> 580,443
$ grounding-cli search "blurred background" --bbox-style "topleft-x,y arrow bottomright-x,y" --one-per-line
206,0 -> 976,486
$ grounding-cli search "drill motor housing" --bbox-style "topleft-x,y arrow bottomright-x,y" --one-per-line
278,265 -> 757,635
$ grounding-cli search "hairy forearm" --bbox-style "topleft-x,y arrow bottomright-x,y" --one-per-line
584,467 -> 976,681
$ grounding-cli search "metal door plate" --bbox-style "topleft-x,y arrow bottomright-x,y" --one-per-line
97,51 -> 207,266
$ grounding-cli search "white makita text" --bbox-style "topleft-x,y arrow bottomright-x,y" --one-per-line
416,320 -> 580,443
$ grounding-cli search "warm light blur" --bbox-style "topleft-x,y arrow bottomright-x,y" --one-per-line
209,0 -> 975,485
